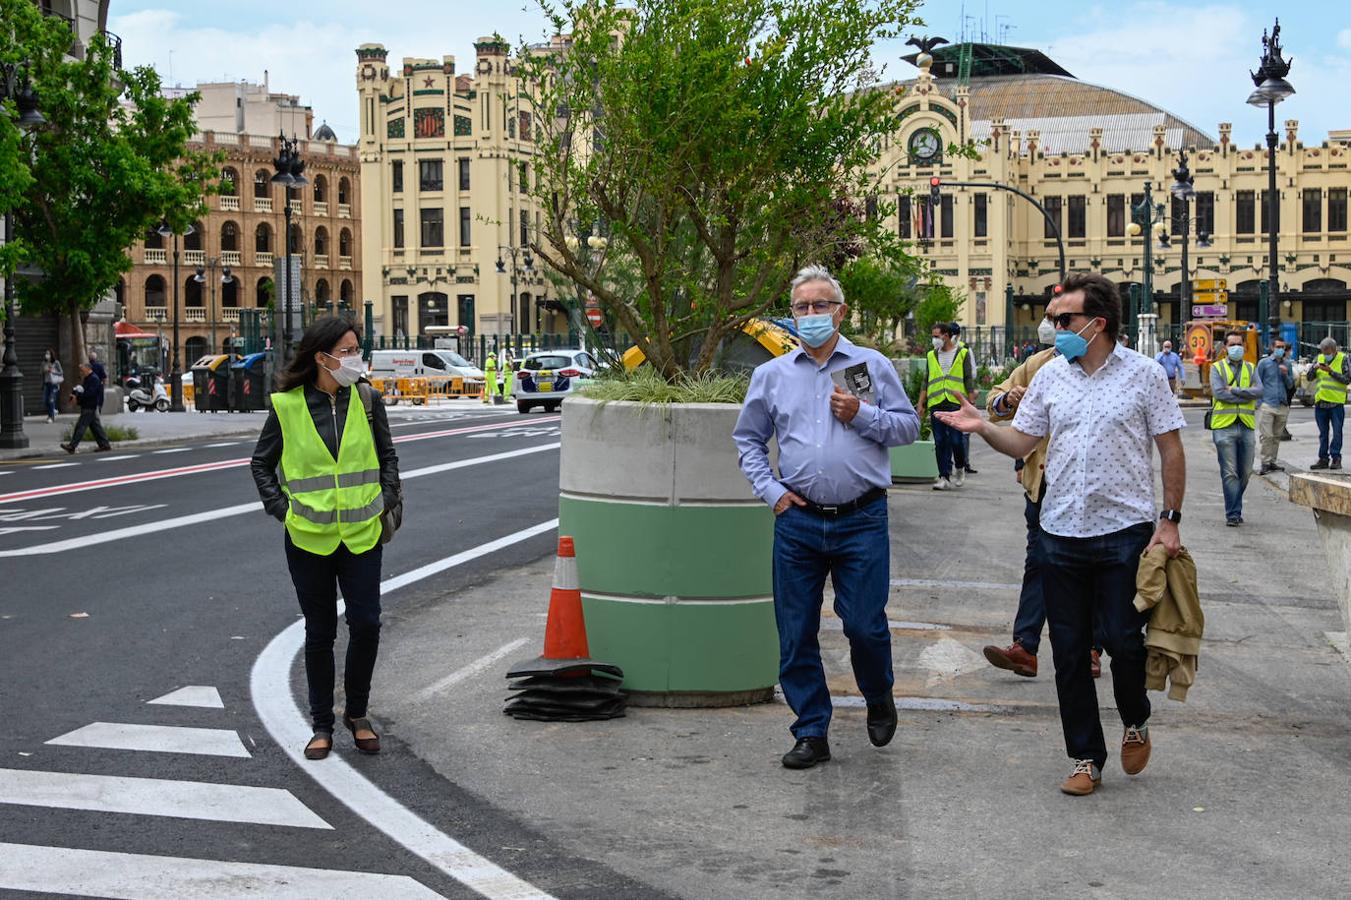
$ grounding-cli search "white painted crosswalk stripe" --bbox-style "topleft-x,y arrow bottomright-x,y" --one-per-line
0,768 -> 331,829
0,842 -> 443,899
32,462 -> 80,470
148,685 -> 224,708
46,722 -> 250,758
96,454 -> 138,461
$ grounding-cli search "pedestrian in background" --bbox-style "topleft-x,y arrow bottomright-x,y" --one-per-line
937,272 -> 1186,796
41,348 -> 62,423
1210,333 -> 1262,526
251,317 -> 402,761
60,362 -> 111,454
1256,339 -> 1294,474
482,351 -> 498,405
950,322 -> 978,477
1310,336 -> 1348,470
87,351 -> 107,385
1155,340 -> 1183,396
734,265 -> 920,770
918,322 -> 975,490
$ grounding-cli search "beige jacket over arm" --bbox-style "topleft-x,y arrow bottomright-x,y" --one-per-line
987,347 -> 1056,503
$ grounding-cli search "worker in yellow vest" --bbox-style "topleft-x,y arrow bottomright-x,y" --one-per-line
1210,333 -> 1263,526
1310,336 -> 1349,470
251,317 -> 402,761
917,322 -> 975,490
483,351 -> 498,404
501,349 -> 515,401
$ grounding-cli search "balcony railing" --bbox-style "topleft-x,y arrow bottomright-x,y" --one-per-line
338,204 -> 352,218
313,254 -> 329,268
254,197 -> 273,213
144,248 -> 167,264
222,308 -> 241,322
143,306 -> 167,321
220,195 -> 241,211
184,250 -> 206,266
256,252 -> 274,266
221,251 -> 242,266
313,201 -> 328,217
184,308 -> 206,323
339,256 -> 353,270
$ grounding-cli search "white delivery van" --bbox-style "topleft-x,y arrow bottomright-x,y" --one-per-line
369,349 -> 484,382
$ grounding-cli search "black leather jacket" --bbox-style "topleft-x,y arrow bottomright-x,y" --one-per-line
250,381 -> 401,522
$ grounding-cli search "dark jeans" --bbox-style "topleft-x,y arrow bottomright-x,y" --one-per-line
42,382 -> 59,419
930,411 -> 967,478
284,533 -> 383,733
1041,522 -> 1153,769
1316,405 -> 1345,461
1012,495 -> 1104,655
69,407 -> 110,449
772,496 -> 892,739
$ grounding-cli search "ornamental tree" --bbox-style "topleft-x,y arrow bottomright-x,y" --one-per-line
520,0 -> 925,379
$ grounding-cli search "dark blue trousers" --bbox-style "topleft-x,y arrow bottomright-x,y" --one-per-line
930,412 -> 967,478
1013,495 -> 1104,655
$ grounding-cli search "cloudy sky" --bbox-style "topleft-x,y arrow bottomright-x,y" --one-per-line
107,1 -> 1348,147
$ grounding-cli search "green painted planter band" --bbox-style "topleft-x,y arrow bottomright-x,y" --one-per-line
891,440 -> 939,482
559,494 -> 773,599
581,594 -> 779,693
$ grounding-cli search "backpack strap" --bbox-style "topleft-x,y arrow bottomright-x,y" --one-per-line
357,381 -> 376,424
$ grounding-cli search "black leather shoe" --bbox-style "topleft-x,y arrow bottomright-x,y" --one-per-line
866,699 -> 898,747
781,736 -> 831,769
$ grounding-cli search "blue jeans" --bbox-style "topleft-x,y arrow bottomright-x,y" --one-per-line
42,382 -> 59,418
772,496 -> 892,739
930,412 -> 967,478
1316,405 -> 1345,461
1013,495 -> 1104,655
1212,425 -> 1255,520
1041,522 -> 1153,769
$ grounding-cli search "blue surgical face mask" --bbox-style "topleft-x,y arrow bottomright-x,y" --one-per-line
1054,319 -> 1097,361
796,313 -> 836,348
1272,347 -> 1285,360
1227,345 -> 1244,362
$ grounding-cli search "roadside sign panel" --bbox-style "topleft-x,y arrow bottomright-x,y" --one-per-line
1192,304 -> 1229,318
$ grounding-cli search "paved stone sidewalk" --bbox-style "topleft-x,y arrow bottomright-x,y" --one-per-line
376,407 -> 1351,899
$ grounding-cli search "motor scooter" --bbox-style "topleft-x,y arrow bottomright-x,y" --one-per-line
126,374 -> 169,412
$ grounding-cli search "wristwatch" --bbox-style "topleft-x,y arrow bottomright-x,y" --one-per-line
1159,509 -> 1182,524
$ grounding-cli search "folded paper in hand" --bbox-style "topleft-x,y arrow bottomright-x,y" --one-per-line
830,362 -> 875,406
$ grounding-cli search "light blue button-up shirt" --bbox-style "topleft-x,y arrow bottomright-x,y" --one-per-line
733,336 -> 920,509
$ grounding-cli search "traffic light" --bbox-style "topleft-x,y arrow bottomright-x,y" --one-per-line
929,176 -> 942,206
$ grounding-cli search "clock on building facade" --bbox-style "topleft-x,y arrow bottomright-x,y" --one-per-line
907,126 -> 942,165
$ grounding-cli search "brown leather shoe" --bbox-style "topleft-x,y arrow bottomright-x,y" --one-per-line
303,732 -> 332,760
1090,648 -> 1102,679
1060,759 -> 1101,796
983,641 -> 1037,677
343,713 -> 381,754
1121,725 -> 1151,775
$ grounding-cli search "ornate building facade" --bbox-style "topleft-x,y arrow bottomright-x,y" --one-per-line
355,40 -> 556,344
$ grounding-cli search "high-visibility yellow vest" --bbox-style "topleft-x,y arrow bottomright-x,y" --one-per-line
1210,359 -> 1256,430
274,386 -> 383,555
926,346 -> 970,407
1315,352 -> 1348,405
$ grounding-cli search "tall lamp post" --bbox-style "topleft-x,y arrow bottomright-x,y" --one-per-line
1163,150 -> 1213,314
194,258 -> 233,355
495,244 -> 535,338
1127,182 -> 1168,356
0,61 -> 45,450
270,133 -> 308,363
156,219 -> 195,412
563,227 -> 607,353
1247,19 -> 1295,342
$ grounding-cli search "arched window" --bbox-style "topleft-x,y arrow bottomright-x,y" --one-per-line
340,279 -> 353,304
220,167 -> 239,196
314,226 -> 329,256
256,277 -> 272,308
315,279 -> 331,303
255,223 -> 272,253
339,228 -> 352,256
220,221 -> 239,252
254,169 -> 271,198
144,275 -> 166,308
184,276 -> 204,307
221,277 -> 239,308
144,228 -> 163,250
185,336 -> 208,364
313,174 -> 327,203
184,221 -> 205,252
338,177 -> 351,205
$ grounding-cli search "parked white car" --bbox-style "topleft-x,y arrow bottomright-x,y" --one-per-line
514,349 -> 599,413
368,349 -> 484,383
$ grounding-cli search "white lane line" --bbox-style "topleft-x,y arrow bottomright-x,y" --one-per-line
148,685 -> 224,708
891,577 -> 1022,591
251,521 -> 561,900
202,442 -> 238,448
96,454 -> 138,461
0,443 -> 560,557
152,447 -> 191,454
0,418 -> 561,504
0,842 -> 443,899
0,768 -> 330,829
414,638 -> 531,702
46,722 -> 250,759
32,462 -> 80,470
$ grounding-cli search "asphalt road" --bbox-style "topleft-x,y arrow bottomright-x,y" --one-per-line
0,405 -> 662,899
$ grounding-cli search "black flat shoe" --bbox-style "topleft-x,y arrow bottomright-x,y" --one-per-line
343,713 -> 381,754
866,700 -> 898,747
303,732 -> 333,760
781,736 -> 830,769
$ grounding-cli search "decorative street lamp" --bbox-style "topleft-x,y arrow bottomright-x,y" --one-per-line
270,133 -> 308,363
156,219 -> 196,412
496,244 -> 535,336
1247,18 -> 1294,342
194,258 -> 233,355
1164,150 -> 1214,314
0,60 -> 45,450
1127,182 -> 1168,356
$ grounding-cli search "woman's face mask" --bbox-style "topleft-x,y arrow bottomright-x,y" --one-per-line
322,350 -> 365,387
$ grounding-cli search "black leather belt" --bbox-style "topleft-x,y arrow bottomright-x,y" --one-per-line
788,486 -> 887,518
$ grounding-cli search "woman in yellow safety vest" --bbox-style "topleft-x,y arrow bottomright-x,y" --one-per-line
251,317 -> 402,760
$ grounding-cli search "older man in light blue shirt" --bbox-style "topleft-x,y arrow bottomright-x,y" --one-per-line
733,265 -> 919,770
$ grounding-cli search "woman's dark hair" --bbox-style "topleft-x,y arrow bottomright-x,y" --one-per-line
276,316 -> 361,392
1061,272 -> 1121,339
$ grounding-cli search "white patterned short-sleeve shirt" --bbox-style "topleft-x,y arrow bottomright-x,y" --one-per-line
1012,342 -> 1186,538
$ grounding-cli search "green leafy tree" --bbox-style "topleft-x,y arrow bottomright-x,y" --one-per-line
914,279 -> 963,337
838,253 -> 923,354
520,0 -> 924,380
1,0 -> 215,381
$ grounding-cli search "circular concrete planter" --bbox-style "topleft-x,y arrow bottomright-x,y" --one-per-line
558,396 -> 778,707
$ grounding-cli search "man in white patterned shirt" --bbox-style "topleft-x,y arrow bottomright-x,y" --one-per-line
936,273 -> 1186,796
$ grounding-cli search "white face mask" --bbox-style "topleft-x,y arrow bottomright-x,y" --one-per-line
931,337 -> 945,351
1037,318 -> 1056,345
324,352 -> 364,387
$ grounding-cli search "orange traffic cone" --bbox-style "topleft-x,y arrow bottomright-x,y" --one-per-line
542,536 -> 589,660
